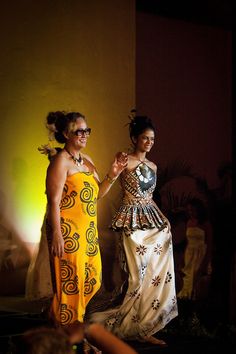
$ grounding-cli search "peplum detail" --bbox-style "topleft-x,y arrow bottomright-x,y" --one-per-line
111,199 -> 167,232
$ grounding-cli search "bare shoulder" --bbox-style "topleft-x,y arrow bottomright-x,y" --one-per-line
82,153 -> 94,164
47,149 -> 68,171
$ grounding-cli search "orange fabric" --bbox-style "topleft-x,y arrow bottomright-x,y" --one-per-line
50,172 -> 101,324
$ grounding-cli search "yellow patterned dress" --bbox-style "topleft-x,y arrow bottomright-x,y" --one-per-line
49,172 -> 101,325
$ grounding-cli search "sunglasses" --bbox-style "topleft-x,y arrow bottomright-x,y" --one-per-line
73,128 -> 91,137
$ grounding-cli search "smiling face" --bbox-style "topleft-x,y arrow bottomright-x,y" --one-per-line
134,128 -> 155,153
66,117 -> 91,149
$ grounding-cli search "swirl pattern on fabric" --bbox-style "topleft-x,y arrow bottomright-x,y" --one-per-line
51,172 -> 101,324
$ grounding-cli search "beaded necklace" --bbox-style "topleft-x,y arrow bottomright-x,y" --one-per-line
65,148 -> 83,166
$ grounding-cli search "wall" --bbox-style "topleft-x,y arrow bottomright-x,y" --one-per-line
136,13 -> 232,190
136,12 -> 232,311
0,0 -> 135,294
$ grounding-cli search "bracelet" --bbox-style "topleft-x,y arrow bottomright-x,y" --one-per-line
105,174 -> 116,184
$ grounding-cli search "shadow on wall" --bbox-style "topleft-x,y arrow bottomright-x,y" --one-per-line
0,167 -> 31,296
88,159 -> 233,318
154,159 -> 233,319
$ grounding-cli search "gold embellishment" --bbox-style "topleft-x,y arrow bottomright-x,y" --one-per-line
105,174 -> 116,184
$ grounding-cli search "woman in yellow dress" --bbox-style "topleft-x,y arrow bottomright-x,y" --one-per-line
44,111 -> 127,326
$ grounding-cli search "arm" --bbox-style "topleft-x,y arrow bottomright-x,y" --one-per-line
84,152 -> 127,200
65,322 -> 137,354
85,323 -> 138,354
46,154 -> 67,258
98,153 -> 127,199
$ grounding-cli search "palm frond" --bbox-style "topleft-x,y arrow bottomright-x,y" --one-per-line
157,159 -> 196,190
164,188 -> 194,213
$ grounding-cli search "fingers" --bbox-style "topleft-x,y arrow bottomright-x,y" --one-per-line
51,244 -> 64,258
116,152 -> 128,164
116,152 -> 128,170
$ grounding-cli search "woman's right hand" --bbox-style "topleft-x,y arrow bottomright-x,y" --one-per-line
108,152 -> 128,179
51,232 -> 64,258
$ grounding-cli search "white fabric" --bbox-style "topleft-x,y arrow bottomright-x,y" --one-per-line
25,215 -> 53,301
177,226 -> 206,299
90,226 -> 178,340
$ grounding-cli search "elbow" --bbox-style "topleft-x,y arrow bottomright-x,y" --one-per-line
47,197 -> 61,208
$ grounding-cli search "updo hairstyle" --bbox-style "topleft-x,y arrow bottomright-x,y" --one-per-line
129,115 -> 156,145
46,111 -> 85,144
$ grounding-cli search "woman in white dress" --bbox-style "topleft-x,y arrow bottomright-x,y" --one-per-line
177,198 -> 213,300
90,114 -> 178,346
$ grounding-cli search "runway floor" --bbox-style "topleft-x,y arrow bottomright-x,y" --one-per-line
0,296 -> 235,354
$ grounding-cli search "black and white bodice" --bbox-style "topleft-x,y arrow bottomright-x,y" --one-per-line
111,163 -> 168,232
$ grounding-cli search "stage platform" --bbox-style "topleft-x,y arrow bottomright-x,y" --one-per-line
0,296 -> 234,354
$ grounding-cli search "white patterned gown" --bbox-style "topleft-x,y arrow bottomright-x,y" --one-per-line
90,162 -> 178,340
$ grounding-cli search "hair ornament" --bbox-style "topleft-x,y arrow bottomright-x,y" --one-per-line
38,144 -> 54,156
46,123 -> 57,141
38,144 -> 60,160
128,109 -> 137,124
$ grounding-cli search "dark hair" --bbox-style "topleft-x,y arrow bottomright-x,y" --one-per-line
46,111 -> 85,144
187,198 -> 208,223
128,114 -> 156,145
21,326 -> 74,354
